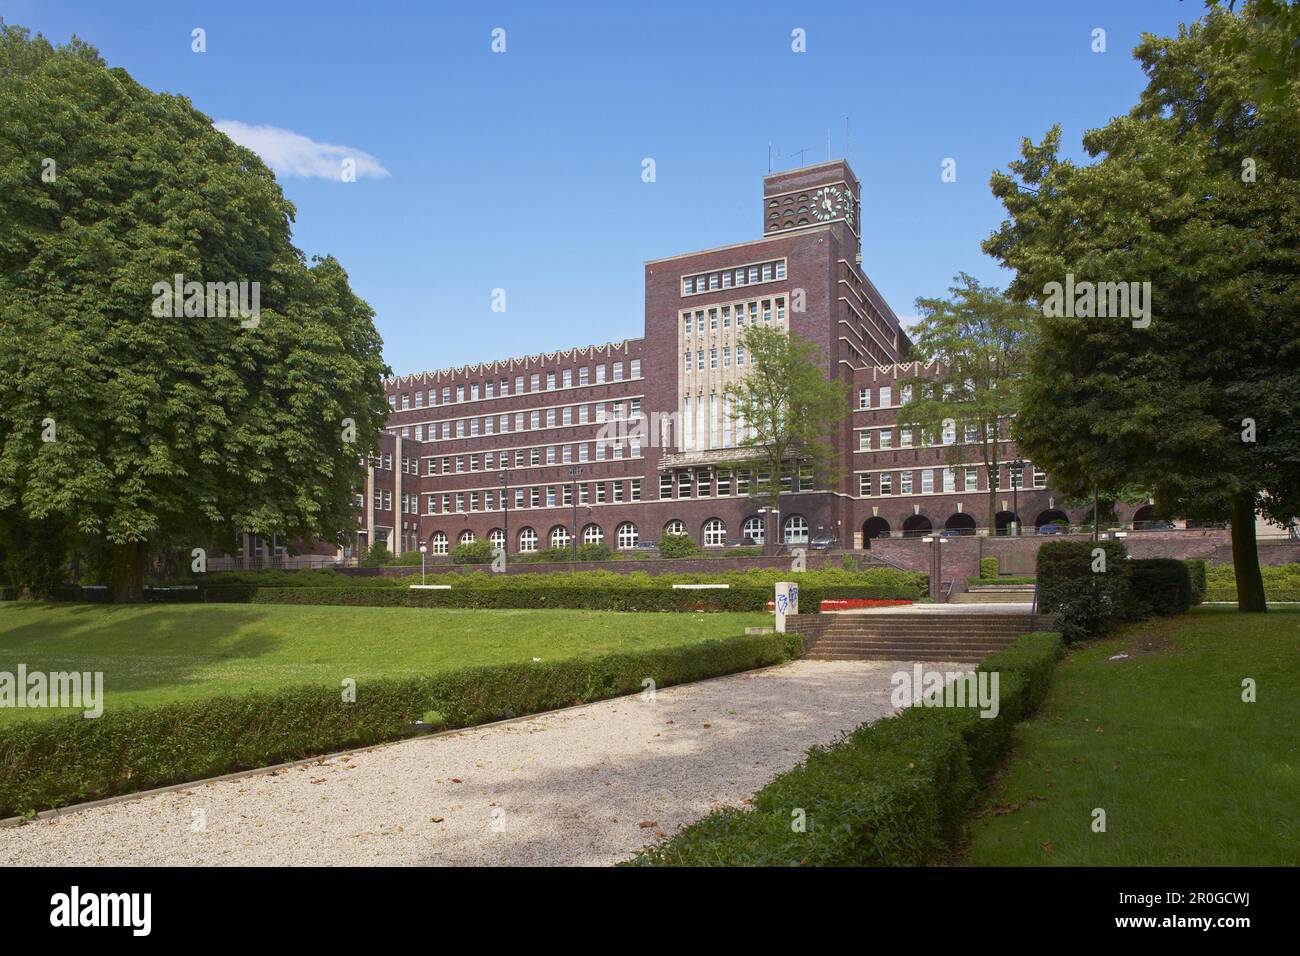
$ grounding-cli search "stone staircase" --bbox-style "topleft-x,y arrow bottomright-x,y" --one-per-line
949,583 -> 1036,605
794,611 -> 1046,663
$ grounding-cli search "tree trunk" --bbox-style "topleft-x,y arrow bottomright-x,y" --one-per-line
110,541 -> 147,603
1230,493 -> 1267,613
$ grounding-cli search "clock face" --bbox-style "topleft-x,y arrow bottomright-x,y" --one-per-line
813,186 -> 853,226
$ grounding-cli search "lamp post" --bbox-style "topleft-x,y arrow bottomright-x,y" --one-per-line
1009,458 -> 1024,536
499,466 -> 509,558
568,464 -> 581,563
418,544 -> 428,586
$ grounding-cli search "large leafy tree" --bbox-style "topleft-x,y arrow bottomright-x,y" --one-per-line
985,3 -> 1300,612
899,274 -> 1035,535
0,24 -> 390,600
725,325 -> 849,553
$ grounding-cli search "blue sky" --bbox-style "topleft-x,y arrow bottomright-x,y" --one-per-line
6,0 -> 1198,375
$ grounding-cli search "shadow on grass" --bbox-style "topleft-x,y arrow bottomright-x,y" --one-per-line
0,602 -> 282,698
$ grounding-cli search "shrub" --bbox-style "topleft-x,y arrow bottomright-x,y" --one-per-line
1036,540 -> 1130,642
575,543 -> 612,562
0,632 -> 794,818
1185,559 -> 1207,605
1128,558 -> 1193,617
627,631 -> 1064,866
451,541 -> 494,564
979,557 -> 999,581
362,543 -> 393,566
658,533 -> 701,559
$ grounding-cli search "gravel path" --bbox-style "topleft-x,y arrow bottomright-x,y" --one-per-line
1,660 -> 923,867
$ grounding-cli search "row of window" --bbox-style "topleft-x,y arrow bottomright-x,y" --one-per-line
392,399 -> 643,443
389,360 -> 642,411
681,259 -> 786,296
858,467 -> 1047,496
425,436 -> 645,476
856,422 -> 1006,450
658,467 -> 814,499
423,478 -> 644,515
682,297 -> 785,336
425,513 -> 813,554
858,384 -> 903,409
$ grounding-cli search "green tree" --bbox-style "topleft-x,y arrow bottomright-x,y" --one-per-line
725,325 -> 849,554
898,274 -> 1035,535
984,4 -> 1300,612
0,24 -> 390,601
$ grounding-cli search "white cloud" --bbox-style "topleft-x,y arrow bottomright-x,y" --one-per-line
214,120 -> 390,181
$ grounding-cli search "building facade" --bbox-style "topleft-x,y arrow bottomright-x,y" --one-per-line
361,160 -> 1087,560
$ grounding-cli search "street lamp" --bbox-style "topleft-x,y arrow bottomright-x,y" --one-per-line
418,544 -> 428,586
568,464 -> 581,563
1009,458 -> 1025,536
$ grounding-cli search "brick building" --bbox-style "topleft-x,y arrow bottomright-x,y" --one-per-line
359,160 -> 1100,561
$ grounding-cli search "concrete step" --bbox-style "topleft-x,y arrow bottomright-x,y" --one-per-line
950,592 -> 1035,604
807,650 -> 989,662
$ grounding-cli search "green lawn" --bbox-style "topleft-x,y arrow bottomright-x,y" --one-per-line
966,607 -> 1300,865
0,602 -> 767,723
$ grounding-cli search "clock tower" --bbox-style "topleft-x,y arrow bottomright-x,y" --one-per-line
762,159 -> 860,250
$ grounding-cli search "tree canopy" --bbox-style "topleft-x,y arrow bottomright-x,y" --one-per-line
725,325 -> 849,552
0,24 -> 390,599
899,274 -> 1036,534
985,2 -> 1300,610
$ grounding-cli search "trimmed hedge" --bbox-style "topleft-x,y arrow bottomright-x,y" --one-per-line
1129,559 -> 1193,617
626,631 -> 1064,866
0,632 -> 795,818
190,566 -> 929,593
1185,559 -> 1207,605
979,557 -> 999,581
197,583 -> 916,613
1036,540 -> 1131,642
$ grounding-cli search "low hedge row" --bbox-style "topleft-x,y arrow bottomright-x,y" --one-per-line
1205,587 -> 1300,602
0,632 -> 796,818
1185,559 -> 1207,605
181,566 -> 930,596
626,631 -> 1064,866
196,584 -> 904,613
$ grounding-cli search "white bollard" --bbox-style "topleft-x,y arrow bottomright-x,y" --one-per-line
774,581 -> 800,633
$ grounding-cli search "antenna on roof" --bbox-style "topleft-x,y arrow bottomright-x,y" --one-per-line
827,128 -> 831,161
846,116 -> 851,162
767,142 -> 772,173
791,146 -> 814,166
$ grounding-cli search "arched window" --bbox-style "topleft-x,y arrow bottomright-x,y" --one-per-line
783,514 -> 809,544
742,516 -> 765,545
518,527 -> 538,552
488,529 -> 506,552
703,519 -> 727,547
582,524 -> 604,545
663,519 -> 687,536
429,531 -> 448,555
550,526 -> 571,549
459,530 -> 475,545
616,522 -> 638,549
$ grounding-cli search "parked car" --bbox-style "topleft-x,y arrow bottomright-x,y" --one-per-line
939,529 -> 966,538
1134,519 -> 1176,531
1035,523 -> 1067,535
809,533 -> 839,552
630,539 -> 658,552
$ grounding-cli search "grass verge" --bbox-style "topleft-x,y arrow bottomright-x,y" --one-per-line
965,607 -> 1300,865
